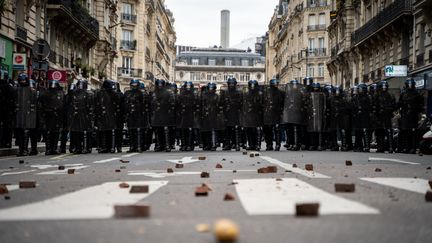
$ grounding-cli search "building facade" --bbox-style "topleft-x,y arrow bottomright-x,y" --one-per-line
327,0 -> 432,90
266,0 -> 331,84
116,0 -> 176,91
175,47 -> 265,88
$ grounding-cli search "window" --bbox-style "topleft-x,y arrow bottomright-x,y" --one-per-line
319,37 -> 325,50
225,59 -> 232,66
319,13 -> 326,26
245,73 -> 251,81
192,59 -> 199,65
241,59 -> 249,66
307,64 -> 315,77
212,74 -> 217,81
122,56 -> 133,75
318,63 -> 325,77
223,74 -> 230,81
308,38 -> 316,50
208,59 -> 216,65
122,30 -> 132,41
104,3 -> 110,28
190,72 -> 199,81
123,3 -> 132,14
308,14 -> 316,26
207,74 -> 212,81
240,74 -> 246,81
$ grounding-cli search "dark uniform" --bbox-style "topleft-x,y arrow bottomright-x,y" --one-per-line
263,79 -> 284,151
38,80 -> 65,155
176,82 -> 200,151
67,80 -> 94,154
281,80 -> 305,150
376,81 -> 397,153
328,86 -> 352,151
0,70 -> 14,148
398,79 -> 424,154
95,80 -> 121,153
14,74 -> 38,156
151,79 -> 176,152
351,84 -> 371,152
221,78 -> 242,151
200,83 -> 225,151
304,82 -> 326,151
114,82 -> 124,153
241,80 -> 263,151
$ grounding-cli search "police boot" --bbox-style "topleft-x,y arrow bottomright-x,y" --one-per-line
45,131 -> 53,155
376,129 -> 385,153
164,127 -> 171,152
82,131 -> 91,154
274,125 -> 281,151
291,126 -> 300,151
16,129 -> 27,156
409,129 -> 417,154
186,128 -> 194,151
59,131 -> 68,154
116,129 -> 123,153
110,130 -> 116,153
74,132 -> 83,154
341,129 -> 348,152
143,129 -> 149,151
136,128 -> 143,152
128,129 -> 137,153
317,132 -> 324,151
211,130 -> 217,151
98,131 -> 107,153
29,130 -> 38,156
255,127 -> 262,151
223,128 -> 231,151
387,129 -> 394,153
234,126 -> 241,151
180,129 -> 186,151
51,132 -> 60,155
363,129 -> 370,152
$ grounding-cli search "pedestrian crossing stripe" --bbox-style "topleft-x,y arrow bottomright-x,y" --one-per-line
0,181 -> 168,221
360,177 -> 430,194
234,178 -> 379,215
261,156 -> 331,178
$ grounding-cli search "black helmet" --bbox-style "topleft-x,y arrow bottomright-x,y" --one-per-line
48,80 -> 60,89
405,78 -> 416,89
248,80 -> 258,89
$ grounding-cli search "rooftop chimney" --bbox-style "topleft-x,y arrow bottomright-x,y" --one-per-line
220,10 -> 230,48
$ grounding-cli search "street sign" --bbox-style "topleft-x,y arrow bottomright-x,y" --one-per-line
32,39 -> 50,60
12,53 -> 27,70
48,70 -> 67,83
384,65 -> 407,77
32,60 -> 49,72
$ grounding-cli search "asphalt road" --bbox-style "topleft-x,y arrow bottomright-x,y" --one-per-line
0,148 -> 431,243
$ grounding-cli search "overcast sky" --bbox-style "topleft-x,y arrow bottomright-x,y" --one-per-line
164,0 -> 279,47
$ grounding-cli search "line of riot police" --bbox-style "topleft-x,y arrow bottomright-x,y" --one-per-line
0,70 -> 425,156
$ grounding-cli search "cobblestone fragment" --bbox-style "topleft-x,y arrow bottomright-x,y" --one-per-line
335,183 -> 355,193
114,205 -> 150,218
19,181 -> 36,188
130,185 -> 149,193
296,203 -> 319,217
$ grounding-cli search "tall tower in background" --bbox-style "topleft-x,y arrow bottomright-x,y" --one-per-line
220,10 -> 230,48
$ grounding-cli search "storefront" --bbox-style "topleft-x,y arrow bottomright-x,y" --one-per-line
0,35 -> 13,76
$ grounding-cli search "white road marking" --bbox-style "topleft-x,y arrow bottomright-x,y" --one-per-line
214,169 -> 257,173
0,169 -> 12,173
50,154 -> 70,160
361,177 -> 431,194
4,185 -> 19,192
261,156 -> 331,178
1,170 -> 37,176
368,157 -> 420,165
93,157 -> 121,164
234,178 -> 379,215
167,156 -> 200,164
122,153 -> 139,158
0,181 -> 168,221
37,166 -> 89,175
30,164 -> 58,170
128,170 -> 201,178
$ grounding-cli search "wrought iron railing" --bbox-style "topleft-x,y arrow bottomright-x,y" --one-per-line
351,0 -> 412,45
120,40 -> 137,50
117,67 -> 143,77
307,24 -> 326,31
307,0 -> 328,8
121,13 -> 137,23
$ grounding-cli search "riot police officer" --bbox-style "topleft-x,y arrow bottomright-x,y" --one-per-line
67,80 -> 94,154
398,78 -> 424,154
328,86 -> 352,151
0,70 -> 14,148
14,73 -> 38,156
281,79 -> 305,151
304,82 -> 326,151
375,80 -> 397,153
114,82 -> 124,153
124,79 -> 149,152
151,79 -> 176,152
263,79 -> 284,151
38,80 -> 65,155
201,83 -> 225,151
351,84 -> 371,152
221,77 -> 242,151
241,80 -> 263,151
177,81 -> 200,151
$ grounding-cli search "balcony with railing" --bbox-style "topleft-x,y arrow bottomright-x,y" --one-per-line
117,67 -> 143,77
331,44 -> 339,58
120,40 -> 137,50
146,0 -> 155,12
15,25 -> 27,41
308,48 -> 327,57
121,13 -> 137,24
307,0 -> 328,8
307,24 -> 326,31
156,33 -> 165,52
47,0 -> 99,39
351,0 -> 412,46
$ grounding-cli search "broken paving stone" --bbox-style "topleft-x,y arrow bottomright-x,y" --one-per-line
0,185 -> 8,194
345,160 -> 353,166
115,169 -> 121,173
196,224 -> 211,233
427,167 -> 431,170
222,158 -> 226,161
214,219 -> 239,242
335,183 -> 356,193
67,169 -> 75,174
130,185 -> 149,193
228,182 -> 238,186
175,163 -> 184,169
198,156 -> 206,160
224,193 -> 235,201
119,182 -> 130,188
4,196 -> 10,200
19,160 -> 24,164
167,168 -> 174,173
58,165 -> 65,170
257,161 -> 261,164
292,164 -> 298,168
120,160 -> 129,163
242,151 -> 247,155
202,183 -> 213,191
195,186 -> 208,196
255,153 -> 260,156
201,172 -> 210,178
295,203 -> 320,217
120,166 -> 127,169
305,164 -> 314,171
216,164 -> 223,169
249,154 -> 255,158
425,191 -> 432,202
19,181 -> 36,188
232,170 -> 237,173
257,167 -> 269,173
114,205 -> 150,218
276,178 -> 283,181
375,168 -> 382,172
267,166 -> 277,173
